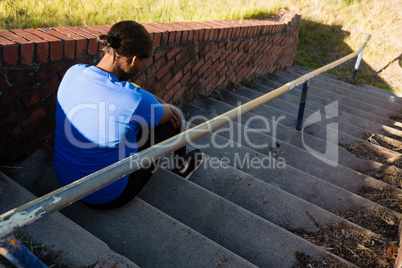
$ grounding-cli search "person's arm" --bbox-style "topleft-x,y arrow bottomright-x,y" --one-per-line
155,96 -> 181,129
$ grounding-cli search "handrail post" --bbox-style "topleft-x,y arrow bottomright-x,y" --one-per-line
296,81 -> 309,130
352,47 -> 365,81
0,236 -> 47,267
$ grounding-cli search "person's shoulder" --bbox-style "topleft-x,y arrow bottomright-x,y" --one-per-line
70,63 -> 89,71
119,81 -> 143,92
64,64 -> 89,77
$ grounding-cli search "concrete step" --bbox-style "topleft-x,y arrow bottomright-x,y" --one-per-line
138,168 -> 357,267
222,84 -> 402,143
266,67 -> 402,114
4,146 -> 255,268
3,144 -> 361,267
182,101 -> 402,209
287,65 -> 402,101
0,171 -> 138,268
244,80 -> 402,152
62,197 -> 255,268
254,75 -> 400,124
180,102 -> 402,215
216,86 -> 402,170
2,64 -> 401,267
257,75 -> 402,140
265,69 -> 402,131
246,79 -> 397,128
192,91 -> 402,175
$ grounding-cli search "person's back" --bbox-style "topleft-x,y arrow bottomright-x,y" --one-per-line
53,20 -> 203,209
53,64 -> 151,204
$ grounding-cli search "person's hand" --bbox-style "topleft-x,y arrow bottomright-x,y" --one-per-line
168,105 -> 181,129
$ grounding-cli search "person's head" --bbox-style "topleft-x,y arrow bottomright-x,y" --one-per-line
97,21 -> 153,79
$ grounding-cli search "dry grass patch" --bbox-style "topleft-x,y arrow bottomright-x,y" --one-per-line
296,214 -> 399,267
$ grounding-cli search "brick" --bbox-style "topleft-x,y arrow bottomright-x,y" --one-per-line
153,50 -> 165,62
25,28 -> 63,61
200,29 -> 207,41
164,82 -> 180,102
97,25 -> 112,31
53,27 -> 87,58
222,28 -> 230,39
204,48 -> 214,62
191,59 -> 205,74
10,29 -> 48,63
143,57 -> 153,70
192,30 -> 200,43
64,27 -> 98,55
24,75 -> 59,109
77,26 -> 103,37
86,26 -> 108,35
231,52 -> 242,65
217,75 -> 226,87
142,23 -> 163,34
225,50 -> 237,64
156,71 -> 173,91
211,49 -> 223,63
206,60 -> 220,77
46,91 -> 57,108
174,31 -> 182,44
219,49 -> 230,63
189,73 -> 200,85
167,31 -> 176,45
159,32 -> 170,47
166,71 -> 182,90
34,63 -> 65,82
216,61 -> 225,74
202,29 -> 210,41
146,57 -> 167,77
238,39 -> 247,52
0,76 -> 35,107
0,104 -> 25,127
156,60 -> 174,80
231,39 -> 240,53
0,30 -> 34,64
167,47 -> 181,61
180,71 -> 192,86
197,59 -> 211,77
152,32 -> 162,47
172,86 -> 186,103
0,37 -> 18,65
58,65 -> 72,79
0,74 -> 9,92
134,72 -> 146,87
39,28 -> 76,59
225,40 -> 233,50
183,61 -> 193,75
5,69 -> 34,85
20,107 -> 46,128
179,30 -> 189,44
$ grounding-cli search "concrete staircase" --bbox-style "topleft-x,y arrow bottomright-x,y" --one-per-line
1,65 -> 401,267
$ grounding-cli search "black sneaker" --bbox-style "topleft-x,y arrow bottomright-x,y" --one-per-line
173,149 -> 204,180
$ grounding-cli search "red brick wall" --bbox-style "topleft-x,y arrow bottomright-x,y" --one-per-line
0,10 -> 300,164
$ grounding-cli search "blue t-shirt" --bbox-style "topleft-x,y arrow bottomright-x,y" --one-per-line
53,64 -> 164,204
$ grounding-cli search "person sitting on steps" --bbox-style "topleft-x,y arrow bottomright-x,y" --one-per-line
53,20 -> 203,210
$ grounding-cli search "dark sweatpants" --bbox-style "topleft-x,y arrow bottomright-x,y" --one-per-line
83,122 -> 186,209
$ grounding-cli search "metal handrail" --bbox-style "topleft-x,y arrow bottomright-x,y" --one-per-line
0,35 -> 371,267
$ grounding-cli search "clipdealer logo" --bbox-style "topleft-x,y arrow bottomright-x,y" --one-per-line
301,101 -> 339,167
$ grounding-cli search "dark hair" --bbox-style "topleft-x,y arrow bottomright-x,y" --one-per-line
98,21 -> 153,61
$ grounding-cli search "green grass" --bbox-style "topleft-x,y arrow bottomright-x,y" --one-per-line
0,0 -> 401,92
